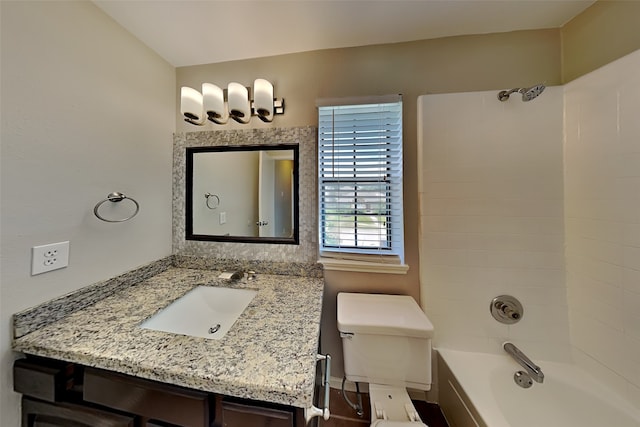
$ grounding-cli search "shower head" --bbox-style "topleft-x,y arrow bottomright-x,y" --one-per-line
520,84 -> 545,101
498,83 -> 545,102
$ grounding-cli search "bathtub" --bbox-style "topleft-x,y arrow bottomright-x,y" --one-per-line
437,348 -> 640,427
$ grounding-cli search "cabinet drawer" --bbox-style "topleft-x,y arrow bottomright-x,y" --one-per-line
14,358 -> 75,402
222,398 -> 294,427
22,397 -> 135,427
83,368 -> 211,427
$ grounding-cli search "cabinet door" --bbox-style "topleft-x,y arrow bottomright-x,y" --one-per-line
22,397 -> 135,427
221,399 -> 293,427
84,367 -> 211,427
14,358 -> 75,403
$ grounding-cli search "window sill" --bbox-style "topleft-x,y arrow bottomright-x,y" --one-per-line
318,257 -> 409,274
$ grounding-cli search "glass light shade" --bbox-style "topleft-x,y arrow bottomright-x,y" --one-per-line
202,83 -> 228,124
253,78 -> 274,122
180,86 -> 205,125
227,82 -> 251,124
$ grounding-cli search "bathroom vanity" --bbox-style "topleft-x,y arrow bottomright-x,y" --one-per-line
12,263 -> 325,427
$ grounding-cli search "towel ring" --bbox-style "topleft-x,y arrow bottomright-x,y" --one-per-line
94,192 -> 140,223
205,193 -> 220,209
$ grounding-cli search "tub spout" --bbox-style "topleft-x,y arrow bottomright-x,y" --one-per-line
503,342 -> 544,383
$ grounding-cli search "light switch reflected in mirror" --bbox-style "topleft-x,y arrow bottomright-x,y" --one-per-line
186,144 -> 299,244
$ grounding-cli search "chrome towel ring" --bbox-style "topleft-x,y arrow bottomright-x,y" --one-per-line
94,192 -> 140,223
205,193 -> 220,209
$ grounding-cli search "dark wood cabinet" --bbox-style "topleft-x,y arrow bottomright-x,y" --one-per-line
221,398 -> 294,427
15,357 -> 310,427
22,397 -> 135,427
83,367 -> 212,427
13,358 -> 76,403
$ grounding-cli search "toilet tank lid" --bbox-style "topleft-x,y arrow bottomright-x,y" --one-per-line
337,293 -> 434,338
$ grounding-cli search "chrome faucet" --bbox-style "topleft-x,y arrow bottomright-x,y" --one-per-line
227,270 -> 257,282
503,342 -> 544,383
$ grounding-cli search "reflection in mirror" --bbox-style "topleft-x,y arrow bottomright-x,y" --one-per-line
186,144 -> 299,244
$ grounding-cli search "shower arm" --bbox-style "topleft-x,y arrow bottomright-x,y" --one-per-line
497,88 -> 521,101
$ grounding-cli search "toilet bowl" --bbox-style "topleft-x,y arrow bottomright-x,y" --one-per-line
369,384 -> 428,426
337,293 -> 434,427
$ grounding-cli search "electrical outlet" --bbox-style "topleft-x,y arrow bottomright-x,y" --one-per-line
32,241 -> 70,275
219,212 -> 226,225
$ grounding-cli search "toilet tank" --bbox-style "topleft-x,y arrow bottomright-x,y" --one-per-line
337,293 -> 434,391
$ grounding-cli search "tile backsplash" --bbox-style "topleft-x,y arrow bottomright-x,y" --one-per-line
172,126 -> 318,263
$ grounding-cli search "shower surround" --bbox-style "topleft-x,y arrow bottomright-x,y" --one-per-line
418,86 -> 568,360
418,49 -> 640,408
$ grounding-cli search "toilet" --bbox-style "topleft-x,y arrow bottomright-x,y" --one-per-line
337,292 -> 434,427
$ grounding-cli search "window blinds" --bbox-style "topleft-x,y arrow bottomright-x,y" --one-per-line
318,100 -> 404,260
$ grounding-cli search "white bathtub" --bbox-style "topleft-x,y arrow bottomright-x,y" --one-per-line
437,348 -> 640,427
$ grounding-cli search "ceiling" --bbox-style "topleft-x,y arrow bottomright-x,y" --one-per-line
93,0 -> 596,68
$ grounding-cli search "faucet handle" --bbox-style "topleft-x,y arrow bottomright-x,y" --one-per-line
229,271 -> 244,281
496,302 -> 520,320
490,295 -> 523,324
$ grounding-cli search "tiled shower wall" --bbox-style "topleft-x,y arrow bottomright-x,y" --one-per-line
564,49 -> 640,405
418,87 -> 571,361
418,49 -> 640,407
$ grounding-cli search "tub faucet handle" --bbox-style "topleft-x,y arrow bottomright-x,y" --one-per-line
497,302 -> 520,320
490,295 -> 523,324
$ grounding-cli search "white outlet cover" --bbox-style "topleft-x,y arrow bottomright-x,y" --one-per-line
32,241 -> 70,275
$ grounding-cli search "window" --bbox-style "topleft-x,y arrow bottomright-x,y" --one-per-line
318,96 -> 405,271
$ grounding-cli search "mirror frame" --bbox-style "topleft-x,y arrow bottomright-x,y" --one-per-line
185,143 -> 300,244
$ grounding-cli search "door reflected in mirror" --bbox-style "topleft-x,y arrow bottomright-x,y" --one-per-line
186,144 -> 299,244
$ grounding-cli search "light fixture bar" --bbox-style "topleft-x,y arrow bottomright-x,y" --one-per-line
182,79 -> 285,126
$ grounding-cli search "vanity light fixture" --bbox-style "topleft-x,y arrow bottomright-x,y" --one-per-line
253,78 -> 274,122
202,83 -> 228,125
180,87 -> 205,125
180,79 -> 285,126
227,82 -> 251,124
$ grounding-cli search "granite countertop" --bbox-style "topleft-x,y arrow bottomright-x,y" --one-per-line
12,267 -> 324,408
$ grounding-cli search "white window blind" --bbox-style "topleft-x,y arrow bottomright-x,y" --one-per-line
318,100 -> 404,262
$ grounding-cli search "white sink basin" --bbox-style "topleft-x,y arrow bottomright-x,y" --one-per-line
140,286 -> 257,340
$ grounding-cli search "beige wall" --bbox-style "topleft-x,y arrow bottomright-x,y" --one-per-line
176,29 -> 562,376
0,2 -> 175,426
562,0 -> 640,83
